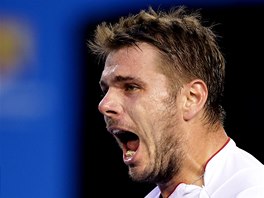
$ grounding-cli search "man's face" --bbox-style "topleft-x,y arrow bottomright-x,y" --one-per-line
98,43 -> 185,183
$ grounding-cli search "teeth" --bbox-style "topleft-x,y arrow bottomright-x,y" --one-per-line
112,129 -> 121,134
126,150 -> 135,157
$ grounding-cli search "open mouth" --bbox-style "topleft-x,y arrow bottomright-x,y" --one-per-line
112,130 -> 139,159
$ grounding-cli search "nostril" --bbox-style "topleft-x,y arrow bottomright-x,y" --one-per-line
106,110 -> 118,115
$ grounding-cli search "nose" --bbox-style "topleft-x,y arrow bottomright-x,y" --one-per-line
98,90 -> 122,118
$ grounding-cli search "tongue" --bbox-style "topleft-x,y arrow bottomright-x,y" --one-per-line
126,139 -> 139,151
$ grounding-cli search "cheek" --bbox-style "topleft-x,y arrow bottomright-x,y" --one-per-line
150,95 -> 175,116
128,93 -> 173,127
125,92 -> 175,134
127,98 -> 162,122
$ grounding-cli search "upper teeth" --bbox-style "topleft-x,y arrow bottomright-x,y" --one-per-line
112,129 -> 121,134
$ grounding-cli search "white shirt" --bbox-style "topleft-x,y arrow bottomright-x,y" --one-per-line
145,138 -> 264,198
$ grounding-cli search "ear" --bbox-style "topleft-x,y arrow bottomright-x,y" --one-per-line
182,79 -> 208,121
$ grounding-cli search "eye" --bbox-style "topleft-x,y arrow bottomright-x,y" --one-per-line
124,84 -> 139,92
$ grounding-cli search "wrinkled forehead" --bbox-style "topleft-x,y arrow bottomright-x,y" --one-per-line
102,43 -> 163,78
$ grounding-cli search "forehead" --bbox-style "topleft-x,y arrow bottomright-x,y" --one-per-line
101,43 -> 162,79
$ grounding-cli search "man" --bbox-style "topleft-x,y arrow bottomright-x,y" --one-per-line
88,6 -> 264,198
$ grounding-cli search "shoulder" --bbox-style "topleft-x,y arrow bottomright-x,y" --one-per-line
205,138 -> 264,197
224,138 -> 263,169
219,138 -> 264,186
236,185 -> 264,198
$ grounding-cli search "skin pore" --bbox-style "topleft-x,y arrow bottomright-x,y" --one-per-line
98,42 -> 228,198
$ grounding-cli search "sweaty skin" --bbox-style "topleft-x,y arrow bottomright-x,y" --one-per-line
98,43 -> 228,198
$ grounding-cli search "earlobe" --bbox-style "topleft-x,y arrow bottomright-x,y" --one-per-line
183,80 -> 208,121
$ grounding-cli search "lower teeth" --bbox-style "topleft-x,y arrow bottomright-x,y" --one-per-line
126,150 -> 135,157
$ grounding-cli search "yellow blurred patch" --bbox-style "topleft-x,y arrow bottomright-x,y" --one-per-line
0,17 -> 34,77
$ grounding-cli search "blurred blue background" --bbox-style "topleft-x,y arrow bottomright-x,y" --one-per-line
1,0 -> 264,198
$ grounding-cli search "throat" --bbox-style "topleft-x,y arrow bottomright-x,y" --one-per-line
126,139 -> 139,151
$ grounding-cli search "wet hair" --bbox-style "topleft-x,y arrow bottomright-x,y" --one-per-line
88,6 -> 226,125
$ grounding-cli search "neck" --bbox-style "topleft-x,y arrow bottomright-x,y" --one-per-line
158,126 -> 229,198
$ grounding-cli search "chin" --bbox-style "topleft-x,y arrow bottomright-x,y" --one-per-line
128,166 -> 152,182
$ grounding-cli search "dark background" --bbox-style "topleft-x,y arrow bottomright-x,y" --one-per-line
79,5 -> 264,198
